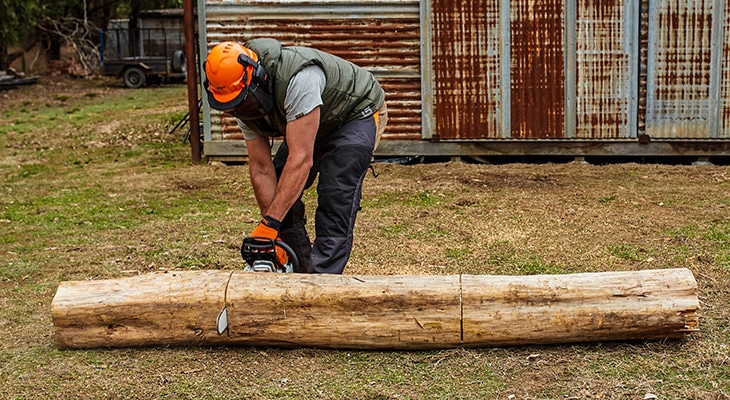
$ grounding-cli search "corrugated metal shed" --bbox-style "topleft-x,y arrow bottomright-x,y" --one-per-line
198,0 -> 730,161
201,0 -> 421,143
510,0 -> 565,139
725,0 -> 730,135
574,0 -> 638,140
430,0 -> 503,139
429,0 -> 638,141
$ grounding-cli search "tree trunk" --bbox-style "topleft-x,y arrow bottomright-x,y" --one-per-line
51,268 -> 699,350
0,43 -> 8,71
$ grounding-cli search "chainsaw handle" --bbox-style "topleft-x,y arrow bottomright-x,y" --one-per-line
241,236 -> 300,273
274,239 -> 300,272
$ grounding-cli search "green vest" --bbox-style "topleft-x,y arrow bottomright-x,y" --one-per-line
242,38 -> 385,139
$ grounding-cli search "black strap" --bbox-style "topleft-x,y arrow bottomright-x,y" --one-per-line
368,164 -> 379,178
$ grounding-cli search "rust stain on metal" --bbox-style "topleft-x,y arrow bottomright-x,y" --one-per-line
638,0 -> 649,136
648,0 -> 713,138
576,0 -> 632,139
432,0 -> 501,139
722,1 -> 730,137
511,0 -> 565,139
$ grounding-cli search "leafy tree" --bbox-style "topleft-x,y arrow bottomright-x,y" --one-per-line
0,0 -> 40,70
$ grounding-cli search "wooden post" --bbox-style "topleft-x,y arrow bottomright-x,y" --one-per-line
51,268 -> 699,350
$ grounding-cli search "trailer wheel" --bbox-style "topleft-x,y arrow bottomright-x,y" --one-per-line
123,67 -> 146,89
172,50 -> 186,73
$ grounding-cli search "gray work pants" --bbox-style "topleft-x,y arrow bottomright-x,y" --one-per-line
273,116 -> 376,274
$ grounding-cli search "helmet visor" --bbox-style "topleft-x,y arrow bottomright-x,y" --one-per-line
205,77 -> 255,112
229,90 -> 267,120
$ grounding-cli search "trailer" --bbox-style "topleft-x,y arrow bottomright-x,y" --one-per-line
100,9 -> 187,88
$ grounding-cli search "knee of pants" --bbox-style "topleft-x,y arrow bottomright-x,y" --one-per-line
315,144 -> 371,237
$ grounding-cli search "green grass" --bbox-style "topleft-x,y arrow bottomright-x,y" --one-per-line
705,221 -> 730,270
0,260 -> 41,280
0,85 -> 186,136
598,194 -> 617,203
665,221 -> 730,269
0,78 -> 728,399
444,247 -> 472,261
406,191 -> 445,207
606,243 -> 643,261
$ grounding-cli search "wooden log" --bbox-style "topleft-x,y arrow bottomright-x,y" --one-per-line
461,269 -> 699,346
51,268 -> 699,350
223,274 -> 462,349
52,270 -> 233,349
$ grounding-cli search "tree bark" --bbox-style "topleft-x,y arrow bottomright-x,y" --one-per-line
51,268 -> 699,350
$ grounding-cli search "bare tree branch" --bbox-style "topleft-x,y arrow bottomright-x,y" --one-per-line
37,15 -> 101,75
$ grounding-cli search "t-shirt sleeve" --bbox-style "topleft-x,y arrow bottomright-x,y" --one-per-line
284,65 -> 325,122
236,118 -> 262,141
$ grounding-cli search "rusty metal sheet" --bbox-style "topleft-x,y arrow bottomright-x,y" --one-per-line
201,0 -> 730,156
575,0 -> 638,139
510,0 -> 565,139
431,0 -> 502,139
204,0 -> 421,142
646,0 -> 715,138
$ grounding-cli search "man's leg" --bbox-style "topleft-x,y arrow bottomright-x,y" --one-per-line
310,117 -> 376,274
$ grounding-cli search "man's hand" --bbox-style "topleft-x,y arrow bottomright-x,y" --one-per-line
250,216 -> 288,265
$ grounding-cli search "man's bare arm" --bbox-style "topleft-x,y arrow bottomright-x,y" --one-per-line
246,135 -> 278,214
263,107 -> 319,221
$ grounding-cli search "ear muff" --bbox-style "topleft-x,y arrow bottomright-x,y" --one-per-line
238,53 -> 268,89
237,52 -> 275,116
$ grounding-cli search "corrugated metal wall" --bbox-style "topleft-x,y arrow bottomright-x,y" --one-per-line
430,0 -> 638,140
200,0 -> 729,157
646,0 -> 712,138
575,0 -> 638,139
431,0 -> 502,139
718,1 -> 730,138
203,0 -> 421,141
430,0 -> 727,141
510,0 -> 565,139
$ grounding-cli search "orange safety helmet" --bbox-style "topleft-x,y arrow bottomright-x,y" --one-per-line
204,41 -> 267,111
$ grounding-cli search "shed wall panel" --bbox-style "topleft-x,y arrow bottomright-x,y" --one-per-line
575,0 -> 636,139
200,0 -> 730,159
723,0 -> 730,136
431,0 -> 502,139
205,0 -> 421,141
646,0 -> 715,138
510,0 -> 565,138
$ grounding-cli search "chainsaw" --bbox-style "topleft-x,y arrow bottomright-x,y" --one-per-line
240,236 -> 299,273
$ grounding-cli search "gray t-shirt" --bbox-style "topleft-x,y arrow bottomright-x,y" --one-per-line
237,65 -> 326,140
